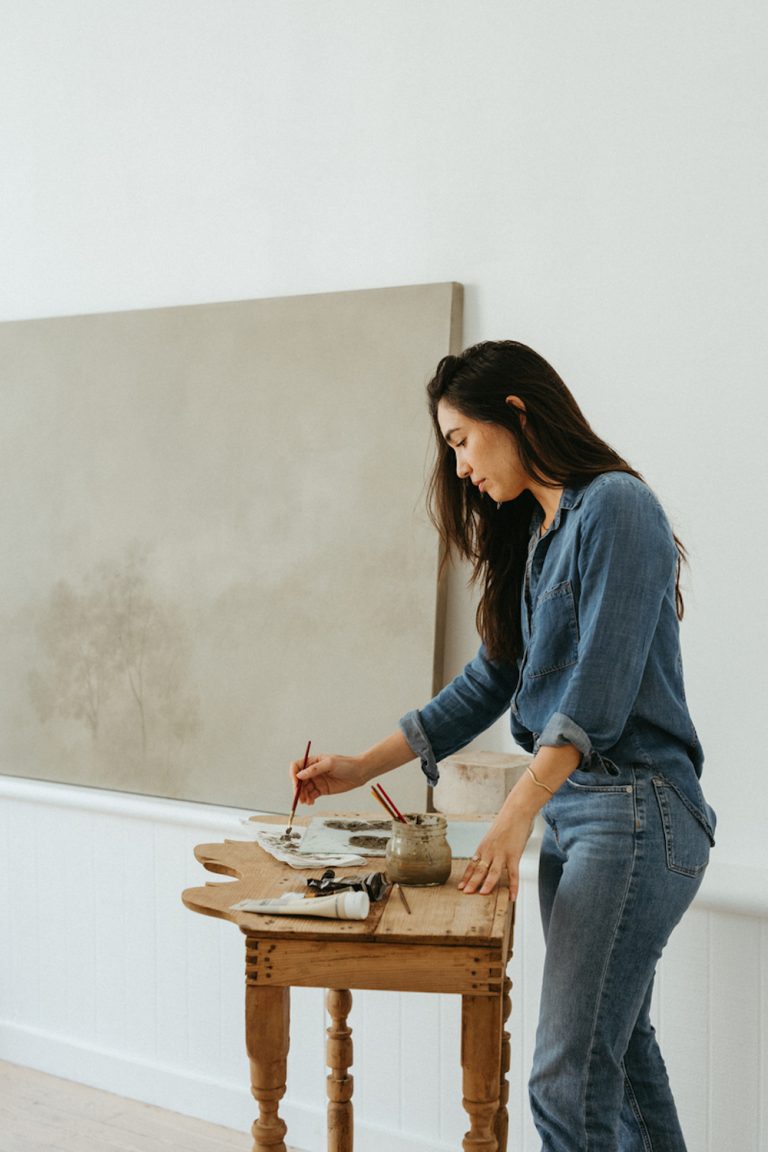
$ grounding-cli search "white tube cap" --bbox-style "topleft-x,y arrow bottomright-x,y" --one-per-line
339,890 -> 370,919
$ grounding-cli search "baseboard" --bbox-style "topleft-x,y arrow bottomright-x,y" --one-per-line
0,1021 -> 456,1152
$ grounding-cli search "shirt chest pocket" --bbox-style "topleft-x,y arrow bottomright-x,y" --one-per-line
528,580 -> 579,678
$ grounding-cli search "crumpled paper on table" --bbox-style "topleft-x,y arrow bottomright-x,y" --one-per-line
236,819 -> 365,868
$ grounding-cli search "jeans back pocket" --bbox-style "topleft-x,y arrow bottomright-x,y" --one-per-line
652,776 -> 714,877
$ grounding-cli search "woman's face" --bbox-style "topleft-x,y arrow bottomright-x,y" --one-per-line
437,399 -> 530,504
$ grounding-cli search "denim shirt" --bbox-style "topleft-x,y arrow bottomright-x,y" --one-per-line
400,473 -> 709,812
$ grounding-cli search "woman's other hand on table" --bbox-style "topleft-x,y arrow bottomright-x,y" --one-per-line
459,809 -> 534,900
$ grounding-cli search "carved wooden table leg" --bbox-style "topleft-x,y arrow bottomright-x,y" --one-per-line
326,988 -> 354,1152
246,983 -> 290,1152
494,976 -> 512,1152
461,993 -> 502,1152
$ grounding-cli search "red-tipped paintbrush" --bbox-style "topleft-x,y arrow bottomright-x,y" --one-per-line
372,781 -> 407,823
374,781 -> 407,823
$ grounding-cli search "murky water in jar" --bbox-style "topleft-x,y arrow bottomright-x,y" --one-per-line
385,814 -> 452,886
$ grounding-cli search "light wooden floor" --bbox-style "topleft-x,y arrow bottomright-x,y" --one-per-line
0,1060 -> 300,1152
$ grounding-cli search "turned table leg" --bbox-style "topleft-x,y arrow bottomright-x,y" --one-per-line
461,993 -> 503,1152
494,976 -> 512,1152
326,988 -> 354,1152
246,984 -> 290,1152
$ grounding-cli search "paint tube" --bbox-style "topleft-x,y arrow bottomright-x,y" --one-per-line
230,890 -> 370,920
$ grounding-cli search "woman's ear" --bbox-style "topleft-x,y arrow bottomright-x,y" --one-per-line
506,395 -> 526,425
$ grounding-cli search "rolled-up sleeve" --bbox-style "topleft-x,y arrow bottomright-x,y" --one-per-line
536,479 -> 677,764
399,645 -> 519,784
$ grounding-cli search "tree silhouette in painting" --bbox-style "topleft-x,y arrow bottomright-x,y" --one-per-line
28,579 -> 118,742
29,549 -> 201,785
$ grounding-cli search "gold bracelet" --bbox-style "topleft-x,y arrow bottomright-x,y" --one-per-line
526,764 -> 555,796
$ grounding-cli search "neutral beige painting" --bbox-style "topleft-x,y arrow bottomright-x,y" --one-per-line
0,284 -> 462,813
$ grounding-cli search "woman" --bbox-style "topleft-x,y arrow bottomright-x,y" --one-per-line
291,340 -> 715,1152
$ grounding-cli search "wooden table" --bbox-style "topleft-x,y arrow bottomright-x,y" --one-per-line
182,816 -> 514,1152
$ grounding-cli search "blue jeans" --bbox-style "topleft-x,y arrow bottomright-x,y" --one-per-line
530,764 -> 714,1152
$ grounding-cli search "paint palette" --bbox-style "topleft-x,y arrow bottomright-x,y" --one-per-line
299,818 -> 392,857
298,816 -> 493,859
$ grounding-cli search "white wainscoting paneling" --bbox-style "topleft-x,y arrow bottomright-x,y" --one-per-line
1,777 -> 765,1152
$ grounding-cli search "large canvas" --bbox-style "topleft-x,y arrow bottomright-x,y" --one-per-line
0,283 -> 462,813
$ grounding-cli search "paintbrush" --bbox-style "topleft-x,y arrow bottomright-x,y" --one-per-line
373,781 -> 407,823
370,785 -> 401,821
283,740 -> 311,840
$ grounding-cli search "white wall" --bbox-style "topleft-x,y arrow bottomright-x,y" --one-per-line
3,0 -> 766,865
2,2 -> 767,1148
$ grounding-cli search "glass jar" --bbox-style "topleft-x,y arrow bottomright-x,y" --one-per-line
385,814 -> 452,886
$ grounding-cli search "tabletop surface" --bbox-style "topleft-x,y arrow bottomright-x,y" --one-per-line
182,813 -> 511,948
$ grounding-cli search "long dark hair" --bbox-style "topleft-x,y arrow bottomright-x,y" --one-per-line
426,340 -> 686,663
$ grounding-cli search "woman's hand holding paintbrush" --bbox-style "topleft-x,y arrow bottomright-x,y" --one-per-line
288,750 -> 372,804
289,729 -> 415,804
